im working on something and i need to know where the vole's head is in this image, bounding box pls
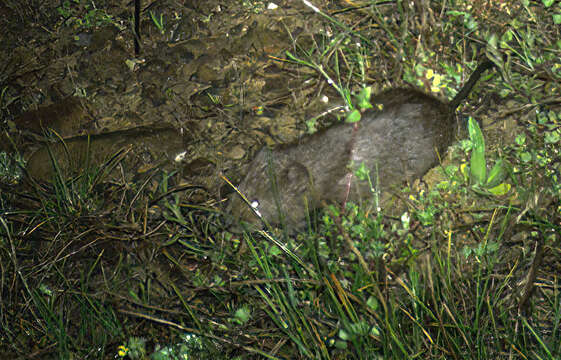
[227,150,315,231]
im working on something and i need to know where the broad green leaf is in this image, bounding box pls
[346,109,362,123]
[488,183,511,196]
[485,159,507,188]
[468,117,486,185]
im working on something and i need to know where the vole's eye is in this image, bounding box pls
[249,200,263,218]
[250,200,260,209]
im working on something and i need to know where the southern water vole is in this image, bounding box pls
[229,61,494,230]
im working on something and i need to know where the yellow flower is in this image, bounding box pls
[426,69,434,79]
[117,345,129,357]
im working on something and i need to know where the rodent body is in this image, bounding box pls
[229,61,494,230]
